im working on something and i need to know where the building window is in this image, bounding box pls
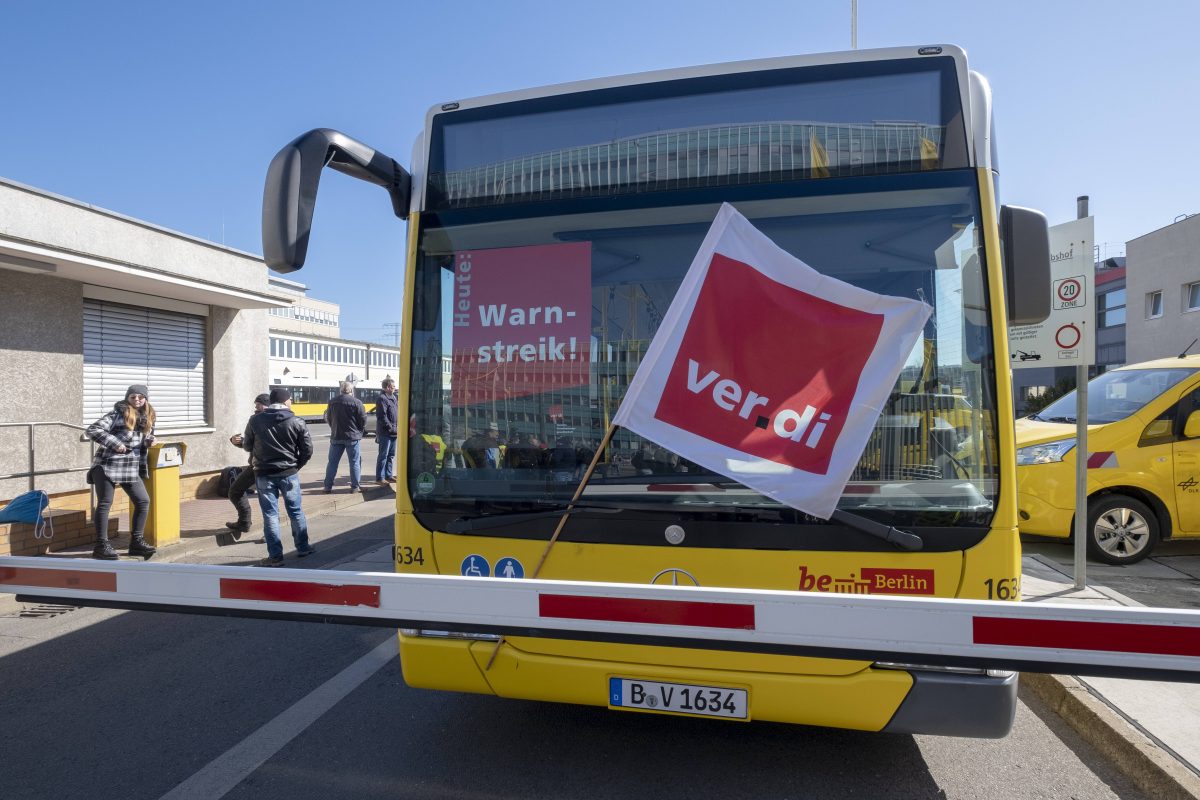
[1147,291,1163,319]
[1188,282,1200,312]
[83,299,207,427]
[1098,288,1126,328]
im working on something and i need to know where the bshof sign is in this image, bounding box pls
[1008,217,1096,369]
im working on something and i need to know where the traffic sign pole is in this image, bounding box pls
[1009,215,1094,586]
[1075,364,1087,589]
[1071,204,1092,590]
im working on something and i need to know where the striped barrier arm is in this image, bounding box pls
[1,555,1198,683]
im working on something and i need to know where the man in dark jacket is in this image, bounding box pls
[323,380,368,493]
[374,378,399,485]
[224,392,270,537]
[243,388,314,567]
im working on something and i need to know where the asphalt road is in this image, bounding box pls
[0,520,1150,800]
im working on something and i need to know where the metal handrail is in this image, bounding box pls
[0,421,95,491]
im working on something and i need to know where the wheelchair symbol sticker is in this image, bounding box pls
[461,555,490,577]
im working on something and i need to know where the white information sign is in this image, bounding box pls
[1008,216,1095,369]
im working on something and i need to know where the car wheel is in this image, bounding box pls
[1085,494,1158,565]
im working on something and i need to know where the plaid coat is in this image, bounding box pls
[87,403,153,484]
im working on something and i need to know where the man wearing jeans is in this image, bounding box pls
[323,380,367,493]
[242,388,314,567]
[374,378,398,484]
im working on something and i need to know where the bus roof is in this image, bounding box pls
[425,45,969,123]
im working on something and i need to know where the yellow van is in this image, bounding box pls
[1014,354,1200,564]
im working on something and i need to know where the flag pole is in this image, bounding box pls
[484,422,620,671]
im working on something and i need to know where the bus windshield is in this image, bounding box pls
[408,169,998,542]
[406,55,997,547]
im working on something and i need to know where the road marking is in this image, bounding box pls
[157,636,395,800]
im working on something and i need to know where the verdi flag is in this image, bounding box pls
[612,204,931,520]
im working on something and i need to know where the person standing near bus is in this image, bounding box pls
[224,393,269,536]
[85,384,157,560]
[243,388,314,566]
[323,380,367,492]
[462,422,504,469]
[374,378,398,484]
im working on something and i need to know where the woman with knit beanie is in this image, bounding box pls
[85,384,158,560]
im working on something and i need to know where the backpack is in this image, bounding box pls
[218,465,243,495]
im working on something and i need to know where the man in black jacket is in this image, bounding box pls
[374,378,398,485]
[323,380,368,493]
[224,392,270,537]
[242,388,315,567]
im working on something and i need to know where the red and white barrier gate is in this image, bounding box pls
[2,555,1199,683]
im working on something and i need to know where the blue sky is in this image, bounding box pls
[3,1,1195,343]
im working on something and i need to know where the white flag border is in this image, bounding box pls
[613,203,932,519]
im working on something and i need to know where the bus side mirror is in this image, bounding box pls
[1000,205,1051,325]
[262,128,411,272]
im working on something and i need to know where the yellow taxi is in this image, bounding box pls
[1015,354,1200,564]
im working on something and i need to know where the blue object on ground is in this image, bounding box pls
[0,490,53,539]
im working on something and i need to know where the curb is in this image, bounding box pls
[1022,672,1200,800]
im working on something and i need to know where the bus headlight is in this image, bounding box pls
[1015,438,1076,465]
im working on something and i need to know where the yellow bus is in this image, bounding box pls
[262,45,1050,736]
[272,383,382,424]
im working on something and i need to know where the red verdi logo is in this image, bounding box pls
[653,253,884,475]
[797,565,935,595]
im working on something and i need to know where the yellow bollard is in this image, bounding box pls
[144,443,187,547]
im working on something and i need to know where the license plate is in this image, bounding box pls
[609,677,748,720]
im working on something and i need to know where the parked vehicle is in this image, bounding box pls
[1015,354,1200,564]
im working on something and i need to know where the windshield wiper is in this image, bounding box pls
[1026,413,1046,421]
[1044,415,1076,423]
[445,501,641,533]
[447,496,797,532]
[830,510,923,551]
[445,500,923,550]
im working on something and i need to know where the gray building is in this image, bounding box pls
[1094,257,1127,369]
[1126,214,1200,363]
[0,177,290,508]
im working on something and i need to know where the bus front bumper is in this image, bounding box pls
[399,634,1017,737]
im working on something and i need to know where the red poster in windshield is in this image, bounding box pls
[450,242,592,408]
